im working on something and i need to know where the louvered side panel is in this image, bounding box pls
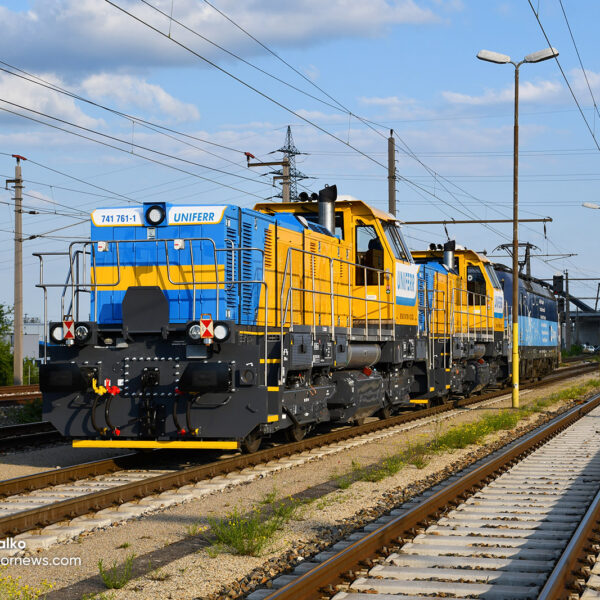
[240,220,254,324]
[225,222,238,321]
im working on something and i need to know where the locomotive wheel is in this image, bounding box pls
[285,424,307,443]
[241,429,262,453]
[377,404,392,420]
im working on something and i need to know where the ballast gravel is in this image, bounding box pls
[1,370,598,600]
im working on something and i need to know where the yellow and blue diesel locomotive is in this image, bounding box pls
[37,186,558,451]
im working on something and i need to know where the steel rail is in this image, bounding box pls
[0,421,61,450]
[538,487,600,599]
[0,384,41,404]
[263,392,600,600]
[0,362,595,536]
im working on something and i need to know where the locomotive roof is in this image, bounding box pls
[412,248,492,264]
[253,199,396,222]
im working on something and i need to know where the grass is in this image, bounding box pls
[81,593,116,600]
[199,492,301,556]
[0,569,53,600]
[98,553,135,589]
[115,542,131,549]
[332,377,600,491]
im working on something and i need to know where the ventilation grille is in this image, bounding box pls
[225,222,237,313]
[240,220,254,323]
[264,229,273,269]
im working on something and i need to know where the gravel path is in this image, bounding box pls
[0,444,130,480]
[2,372,598,600]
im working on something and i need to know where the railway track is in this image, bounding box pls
[252,393,600,600]
[0,421,61,450]
[0,384,41,404]
[0,362,596,547]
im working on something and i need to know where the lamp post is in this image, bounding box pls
[477,47,558,409]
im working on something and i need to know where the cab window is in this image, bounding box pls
[356,223,383,285]
[382,222,409,261]
[484,264,502,289]
[467,265,486,305]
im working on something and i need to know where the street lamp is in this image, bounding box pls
[477,46,558,409]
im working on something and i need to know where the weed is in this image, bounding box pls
[116,542,131,549]
[206,499,300,556]
[81,593,116,600]
[98,553,135,589]
[0,569,53,600]
[259,487,279,505]
[186,522,208,536]
[404,442,429,469]
[335,473,353,489]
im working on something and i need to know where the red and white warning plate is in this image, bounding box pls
[63,318,75,340]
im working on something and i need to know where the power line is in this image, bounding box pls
[198,0,389,141]
[527,0,600,151]
[0,97,272,189]
[557,0,600,121]
[105,1,388,170]
[0,102,269,199]
[0,60,251,158]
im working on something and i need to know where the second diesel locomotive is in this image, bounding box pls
[38,186,559,451]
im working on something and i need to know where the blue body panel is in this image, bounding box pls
[495,269,559,348]
[90,205,273,325]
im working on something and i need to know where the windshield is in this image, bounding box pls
[485,264,502,289]
[383,222,412,262]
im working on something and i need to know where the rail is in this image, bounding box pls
[261,388,600,600]
[2,362,594,538]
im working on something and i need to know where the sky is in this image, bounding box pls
[1,0,599,320]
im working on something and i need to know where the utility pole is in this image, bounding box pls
[5,155,25,385]
[276,158,290,203]
[388,129,396,217]
[565,270,571,351]
[245,154,291,202]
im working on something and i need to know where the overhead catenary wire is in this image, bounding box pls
[557,0,600,122]
[0,103,269,199]
[0,97,274,189]
[527,0,600,151]
[104,1,389,170]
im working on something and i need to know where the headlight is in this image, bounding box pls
[74,323,91,343]
[213,321,230,342]
[145,204,165,226]
[50,324,64,344]
[187,322,202,341]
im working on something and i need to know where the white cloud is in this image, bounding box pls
[442,80,563,105]
[0,71,102,129]
[0,0,442,72]
[80,74,200,123]
[359,95,435,120]
[303,65,320,81]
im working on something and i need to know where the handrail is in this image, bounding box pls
[36,238,269,379]
[279,246,394,384]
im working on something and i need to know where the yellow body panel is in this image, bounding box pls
[93,264,226,291]
[73,440,239,449]
[412,248,505,342]
[256,201,417,331]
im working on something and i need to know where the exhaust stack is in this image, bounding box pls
[443,240,456,270]
[318,185,337,234]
